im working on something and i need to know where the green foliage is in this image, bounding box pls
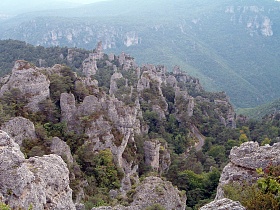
[43,122,67,138]
[0,39,89,77]
[145,203,166,210]
[223,165,280,210]
[162,84,175,103]
[0,202,11,210]
[76,148,123,190]
[49,66,76,104]
[143,110,161,133]
[174,168,220,208]
[0,88,28,121]
[92,59,115,93]
[207,145,226,165]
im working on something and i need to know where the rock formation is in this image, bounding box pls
[1,117,37,146]
[200,198,245,210]
[0,130,75,210]
[51,137,74,165]
[144,140,160,171]
[0,60,50,112]
[216,141,280,199]
[82,41,104,77]
[92,176,186,210]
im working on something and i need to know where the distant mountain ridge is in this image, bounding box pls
[1,0,280,108]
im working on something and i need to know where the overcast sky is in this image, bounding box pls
[0,0,108,16]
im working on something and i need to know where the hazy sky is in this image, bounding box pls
[0,0,108,16]
[63,0,106,3]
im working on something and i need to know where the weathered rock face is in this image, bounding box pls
[130,176,186,210]
[1,117,37,146]
[0,60,50,112]
[216,141,280,200]
[109,72,123,95]
[60,92,77,124]
[118,53,137,71]
[82,41,104,77]
[92,176,186,210]
[174,89,194,122]
[144,140,160,171]
[0,130,75,210]
[200,198,245,210]
[51,137,74,165]
[82,55,98,77]
[214,99,236,128]
[60,88,141,193]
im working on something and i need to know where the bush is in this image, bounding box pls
[145,203,165,210]
[0,202,11,210]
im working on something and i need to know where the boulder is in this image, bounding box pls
[50,137,74,165]
[0,60,50,112]
[200,198,245,210]
[0,130,75,210]
[216,141,280,199]
[1,117,37,146]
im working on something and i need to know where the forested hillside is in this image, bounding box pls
[1,0,280,108]
[0,39,89,76]
[1,42,279,209]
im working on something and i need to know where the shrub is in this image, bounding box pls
[145,203,166,210]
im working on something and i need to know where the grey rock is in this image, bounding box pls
[60,92,77,124]
[118,52,137,71]
[82,42,104,77]
[0,130,75,210]
[130,176,186,210]
[82,55,98,77]
[1,117,37,146]
[230,141,280,169]
[50,137,74,165]
[200,198,245,210]
[144,140,161,171]
[75,203,85,210]
[0,60,50,112]
[166,75,178,87]
[159,145,171,174]
[216,141,280,200]
[92,176,186,210]
[62,89,140,193]
[109,72,123,95]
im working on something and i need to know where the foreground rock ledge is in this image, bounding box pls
[200,198,245,210]
[216,141,280,199]
[0,130,75,210]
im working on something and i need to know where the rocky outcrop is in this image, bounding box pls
[0,60,50,112]
[51,137,74,165]
[0,130,75,210]
[200,198,245,210]
[109,72,123,95]
[82,55,98,77]
[92,176,186,210]
[1,117,37,146]
[144,140,160,171]
[118,53,137,71]
[130,176,186,210]
[216,141,280,200]
[60,92,77,124]
[214,99,236,128]
[82,41,104,77]
[60,88,141,193]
